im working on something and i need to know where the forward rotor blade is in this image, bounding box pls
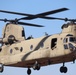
[0,19,6,21]
[0,18,9,22]
[0,18,44,27]
[18,22,44,27]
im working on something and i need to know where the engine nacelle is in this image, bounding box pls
[2,23,25,44]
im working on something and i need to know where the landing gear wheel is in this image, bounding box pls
[60,66,68,73]
[60,66,64,73]
[0,64,4,73]
[27,68,31,75]
[63,67,67,73]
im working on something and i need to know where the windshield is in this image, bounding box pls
[69,37,76,42]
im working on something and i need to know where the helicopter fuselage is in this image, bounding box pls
[0,32,76,68]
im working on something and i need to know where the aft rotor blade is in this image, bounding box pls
[36,8,69,16]
[40,16,67,20]
[18,22,44,27]
[42,16,76,22]
[0,10,32,16]
[0,8,69,20]
[19,8,69,20]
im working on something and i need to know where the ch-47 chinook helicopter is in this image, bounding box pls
[0,7,76,75]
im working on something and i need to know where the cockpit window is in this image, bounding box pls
[63,38,68,43]
[64,44,68,49]
[63,37,76,43]
[69,37,76,42]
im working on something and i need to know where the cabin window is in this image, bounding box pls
[51,38,57,50]
[10,49,13,53]
[41,43,44,48]
[20,47,23,52]
[30,45,33,50]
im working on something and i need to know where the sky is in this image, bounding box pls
[0,0,76,75]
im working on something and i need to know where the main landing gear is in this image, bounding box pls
[60,63,68,73]
[32,61,40,70]
[27,61,41,75]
